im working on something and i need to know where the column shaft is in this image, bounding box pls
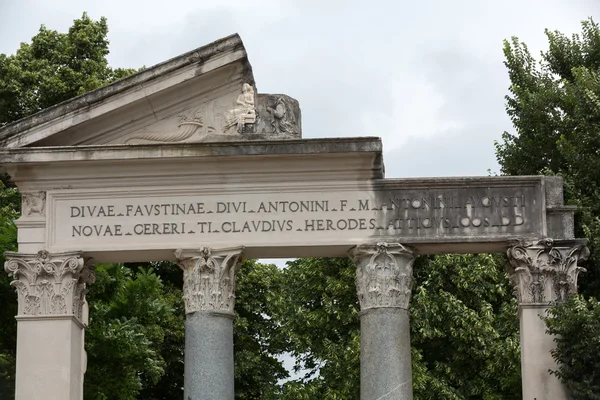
[360,308,412,400]
[15,316,85,399]
[185,312,234,400]
[176,247,243,400]
[519,306,569,399]
[352,243,415,400]
[507,238,588,400]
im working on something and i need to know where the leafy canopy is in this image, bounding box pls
[0,178,19,398]
[275,255,521,400]
[0,12,134,126]
[497,18,600,398]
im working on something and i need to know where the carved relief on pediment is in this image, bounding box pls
[114,84,302,145]
[122,93,238,145]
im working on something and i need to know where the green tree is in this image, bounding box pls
[129,261,186,400]
[233,260,289,399]
[0,177,19,398]
[130,259,288,400]
[497,18,600,296]
[84,265,183,400]
[410,255,520,399]
[0,12,134,126]
[277,257,360,400]
[497,18,600,397]
[545,295,600,399]
[275,255,521,400]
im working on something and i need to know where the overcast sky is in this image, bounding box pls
[1,0,597,378]
[1,1,598,178]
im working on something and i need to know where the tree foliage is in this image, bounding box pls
[0,178,19,399]
[234,260,289,399]
[84,264,183,400]
[0,12,135,126]
[411,254,520,399]
[498,18,600,397]
[277,258,361,400]
[275,255,521,400]
[545,295,600,399]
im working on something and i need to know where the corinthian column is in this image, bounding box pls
[507,238,588,400]
[4,250,94,400]
[350,243,415,400]
[175,246,244,400]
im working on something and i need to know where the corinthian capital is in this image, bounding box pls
[4,251,94,322]
[350,243,415,311]
[175,247,244,315]
[507,239,589,305]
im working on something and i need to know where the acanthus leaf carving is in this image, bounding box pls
[507,238,588,305]
[175,247,244,315]
[350,243,415,310]
[4,251,95,321]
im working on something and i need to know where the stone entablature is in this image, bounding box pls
[175,247,244,315]
[507,238,589,305]
[1,137,570,261]
[4,251,94,321]
[351,243,415,310]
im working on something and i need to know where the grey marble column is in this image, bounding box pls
[175,247,244,400]
[351,243,415,400]
[507,238,588,400]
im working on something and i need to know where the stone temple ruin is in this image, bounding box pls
[0,34,587,399]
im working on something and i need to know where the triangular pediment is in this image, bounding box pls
[0,34,301,148]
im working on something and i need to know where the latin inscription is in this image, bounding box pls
[63,194,530,240]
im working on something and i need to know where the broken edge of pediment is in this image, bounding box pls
[0,33,302,148]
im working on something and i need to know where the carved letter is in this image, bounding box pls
[350,243,415,310]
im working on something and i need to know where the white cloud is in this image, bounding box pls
[360,77,463,150]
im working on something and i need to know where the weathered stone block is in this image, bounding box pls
[254,94,302,138]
